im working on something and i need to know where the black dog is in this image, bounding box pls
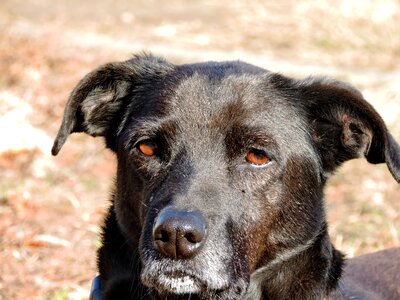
[52,54,400,299]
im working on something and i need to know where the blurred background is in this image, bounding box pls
[0,0,399,299]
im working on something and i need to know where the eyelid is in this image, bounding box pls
[134,136,154,146]
[247,141,276,157]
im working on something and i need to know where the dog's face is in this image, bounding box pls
[123,66,325,297]
[52,55,400,299]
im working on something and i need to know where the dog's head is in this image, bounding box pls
[53,54,400,298]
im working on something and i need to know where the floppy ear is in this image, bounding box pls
[299,78,400,182]
[51,55,172,155]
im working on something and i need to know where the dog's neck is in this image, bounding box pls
[245,226,344,300]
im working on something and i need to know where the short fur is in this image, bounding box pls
[53,54,400,300]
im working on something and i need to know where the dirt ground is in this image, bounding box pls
[1,1,399,299]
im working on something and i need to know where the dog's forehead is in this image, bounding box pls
[165,70,307,147]
[169,72,262,120]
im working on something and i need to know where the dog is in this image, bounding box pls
[52,54,400,299]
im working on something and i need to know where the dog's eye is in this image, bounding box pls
[137,140,158,157]
[245,148,271,166]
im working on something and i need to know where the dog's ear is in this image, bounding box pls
[299,78,400,182]
[52,55,172,155]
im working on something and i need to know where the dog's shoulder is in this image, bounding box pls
[329,248,400,300]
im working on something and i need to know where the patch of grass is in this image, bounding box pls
[46,288,70,300]
[93,235,102,248]
[314,36,339,51]
[43,173,59,186]
[0,195,8,205]
[0,178,25,200]
[82,177,99,192]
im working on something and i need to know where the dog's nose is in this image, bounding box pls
[152,207,207,259]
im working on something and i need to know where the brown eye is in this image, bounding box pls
[137,141,157,157]
[245,148,270,166]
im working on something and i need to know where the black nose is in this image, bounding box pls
[152,207,207,259]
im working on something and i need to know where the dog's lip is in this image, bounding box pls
[146,269,205,294]
[164,270,193,278]
[141,264,230,295]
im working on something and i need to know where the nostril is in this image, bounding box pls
[184,232,202,244]
[154,229,170,243]
[184,232,196,243]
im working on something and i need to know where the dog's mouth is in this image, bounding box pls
[141,260,231,297]
[152,271,204,294]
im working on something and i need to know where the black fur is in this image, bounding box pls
[53,54,400,299]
